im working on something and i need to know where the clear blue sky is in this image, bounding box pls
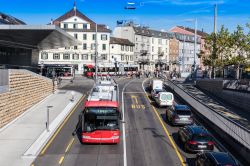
[1,0,250,33]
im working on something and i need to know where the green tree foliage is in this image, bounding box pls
[203,24,250,68]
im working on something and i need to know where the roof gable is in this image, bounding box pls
[62,15,90,24]
[53,9,95,26]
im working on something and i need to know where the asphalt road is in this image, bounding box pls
[32,76,219,166]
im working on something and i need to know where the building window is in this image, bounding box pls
[53,53,60,60]
[121,45,124,51]
[158,47,162,53]
[92,34,96,40]
[63,23,68,29]
[152,55,154,60]
[63,53,70,60]
[83,43,87,50]
[136,37,138,41]
[65,47,70,49]
[125,46,128,52]
[101,54,107,60]
[158,39,162,45]
[83,24,87,29]
[74,33,78,39]
[91,54,95,60]
[41,52,48,60]
[83,34,87,40]
[73,54,79,60]
[73,24,77,29]
[112,45,114,49]
[130,46,133,52]
[74,46,78,50]
[130,55,133,61]
[91,43,95,50]
[101,34,107,40]
[121,55,124,61]
[81,54,88,60]
[102,44,106,50]
[152,38,154,44]
[152,46,154,52]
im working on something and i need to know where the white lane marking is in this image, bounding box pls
[122,79,135,166]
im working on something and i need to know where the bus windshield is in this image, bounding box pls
[84,107,119,132]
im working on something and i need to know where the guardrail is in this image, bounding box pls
[167,80,250,150]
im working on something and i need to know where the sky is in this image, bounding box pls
[1,0,250,33]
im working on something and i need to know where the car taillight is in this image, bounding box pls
[188,141,198,145]
[173,115,179,120]
[208,141,214,146]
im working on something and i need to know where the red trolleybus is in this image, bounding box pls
[83,64,95,77]
[74,78,121,144]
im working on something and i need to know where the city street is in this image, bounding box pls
[31,76,223,166]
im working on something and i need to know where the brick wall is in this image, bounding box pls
[0,70,54,128]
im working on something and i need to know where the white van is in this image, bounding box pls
[155,92,174,107]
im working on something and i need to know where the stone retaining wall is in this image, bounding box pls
[0,70,53,128]
[196,79,250,112]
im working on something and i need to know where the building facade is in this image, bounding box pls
[109,37,134,65]
[113,22,170,71]
[169,36,180,72]
[170,26,202,76]
[39,5,111,74]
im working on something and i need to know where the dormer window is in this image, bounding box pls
[73,24,78,29]
[64,23,68,29]
[83,23,87,29]
[74,18,77,21]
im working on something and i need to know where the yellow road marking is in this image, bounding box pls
[58,156,65,165]
[31,164,34,166]
[145,94,186,166]
[131,95,138,104]
[124,92,145,94]
[65,137,75,153]
[40,94,86,155]
[131,104,135,109]
[141,105,145,109]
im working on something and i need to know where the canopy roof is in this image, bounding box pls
[0,25,81,50]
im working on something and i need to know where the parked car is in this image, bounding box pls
[178,125,214,152]
[155,92,174,107]
[151,89,165,100]
[195,152,239,166]
[166,105,193,125]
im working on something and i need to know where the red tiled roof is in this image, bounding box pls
[110,37,134,46]
[53,8,111,33]
[53,9,94,25]
[177,26,208,37]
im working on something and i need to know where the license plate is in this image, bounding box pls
[198,145,207,148]
[180,118,188,121]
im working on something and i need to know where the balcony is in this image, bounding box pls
[140,50,148,56]
[137,57,150,64]
[158,51,164,57]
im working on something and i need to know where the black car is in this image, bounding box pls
[178,125,214,152]
[195,152,239,166]
[166,105,193,125]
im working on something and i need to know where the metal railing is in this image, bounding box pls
[167,80,250,150]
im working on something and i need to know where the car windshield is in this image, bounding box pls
[193,134,212,141]
[84,107,119,132]
[160,94,172,100]
[176,109,191,115]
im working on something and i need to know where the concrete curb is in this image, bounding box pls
[22,92,83,158]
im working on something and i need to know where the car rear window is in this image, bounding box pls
[160,94,172,100]
[176,109,191,115]
[193,134,212,141]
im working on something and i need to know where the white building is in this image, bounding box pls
[39,5,111,74]
[113,22,170,71]
[109,37,134,65]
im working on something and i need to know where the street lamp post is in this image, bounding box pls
[194,18,197,72]
[95,23,98,82]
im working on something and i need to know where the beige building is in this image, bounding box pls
[39,5,111,74]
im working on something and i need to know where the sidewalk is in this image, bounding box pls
[0,88,83,166]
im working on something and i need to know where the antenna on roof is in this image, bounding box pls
[74,0,77,16]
